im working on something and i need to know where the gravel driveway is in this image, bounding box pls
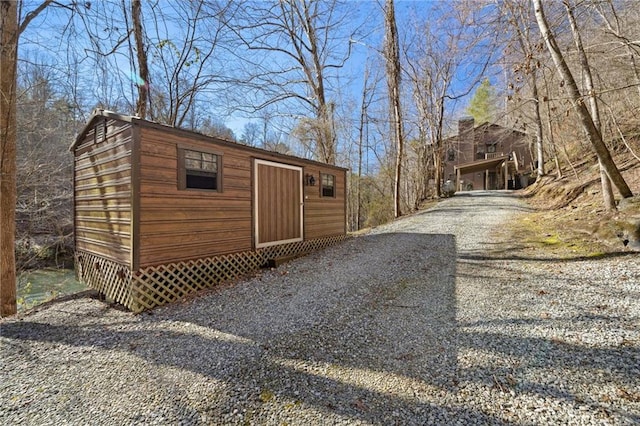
[1,190,639,425]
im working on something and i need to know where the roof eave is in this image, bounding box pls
[69,109,135,152]
[68,110,349,172]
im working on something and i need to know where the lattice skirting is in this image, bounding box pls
[76,234,347,312]
[75,252,133,308]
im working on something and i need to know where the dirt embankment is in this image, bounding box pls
[511,153,640,256]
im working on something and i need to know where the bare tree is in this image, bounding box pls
[383,0,404,218]
[404,17,449,200]
[1,0,54,317]
[71,0,136,111]
[533,0,633,202]
[198,116,236,140]
[226,0,357,164]
[589,1,640,161]
[405,1,495,198]
[131,0,150,119]
[147,1,232,127]
[355,60,379,229]
[0,0,19,317]
[407,34,453,200]
[240,122,260,146]
[563,0,615,210]
[592,0,640,102]
[501,0,545,178]
[15,62,77,271]
[72,0,232,127]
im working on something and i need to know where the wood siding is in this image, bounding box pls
[137,126,253,267]
[303,167,347,240]
[74,114,346,269]
[73,119,133,266]
[136,125,346,267]
[444,121,530,190]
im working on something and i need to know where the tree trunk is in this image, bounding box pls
[0,0,18,317]
[1,0,53,316]
[531,71,545,178]
[132,0,150,119]
[533,0,633,200]
[356,69,368,231]
[564,0,616,210]
[544,97,562,179]
[432,99,445,197]
[502,0,545,178]
[317,102,335,165]
[384,0,404,218]
[302,0,334,165]
[433,148,442,197]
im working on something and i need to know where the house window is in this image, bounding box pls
[447,148,455,162]
[321,173,335,197]
[178,148,221,191]
[486,144,496,153]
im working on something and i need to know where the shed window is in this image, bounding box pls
[321,173,335,197]
[179,148,221,191]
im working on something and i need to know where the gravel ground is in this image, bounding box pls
[1,190,639,425]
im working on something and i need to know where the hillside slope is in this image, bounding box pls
[511,152,640,255]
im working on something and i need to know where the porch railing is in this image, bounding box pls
[485,152,504,159]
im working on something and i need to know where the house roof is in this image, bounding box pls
[453,155,509,175]
[70,109,348,171]
[443,121,527,144]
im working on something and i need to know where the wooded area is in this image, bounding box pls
[2,0,639,316]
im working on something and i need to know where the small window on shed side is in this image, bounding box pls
[178,147,222,191]
[321,173,335,197]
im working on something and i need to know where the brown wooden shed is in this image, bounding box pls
[70,109,347,312]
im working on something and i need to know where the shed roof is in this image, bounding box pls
[70,109,348,171]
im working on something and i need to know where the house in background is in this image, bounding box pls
[70,109,347,312]
[444,117,533,191]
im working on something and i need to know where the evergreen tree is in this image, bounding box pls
[466,78,497,124]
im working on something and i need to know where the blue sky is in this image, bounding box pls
[18,0,494,154]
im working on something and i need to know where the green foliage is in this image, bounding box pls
[466,78,498,124]
[158,39,201,67]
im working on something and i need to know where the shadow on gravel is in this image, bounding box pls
[455,325,640,423]
[455,246,640,423]
[458,245,638,263]
[454,190,516,198]
[0,232,513,425]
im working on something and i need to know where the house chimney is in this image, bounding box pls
[458,116,474,136]
[457,117,475,163]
